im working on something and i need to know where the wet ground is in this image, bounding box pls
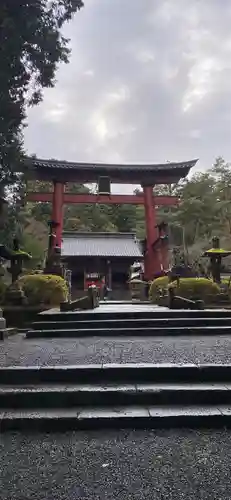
[1,333,231,366]
[1,429,231,499]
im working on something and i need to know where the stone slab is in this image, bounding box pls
[1,405,231,431]
[31,316,231,330]
[2,363,231,385]
[26,325,231,340]
[148,405,222,416]
[0,328,18,341]
[38,304,231,326]
[1,382,231,410]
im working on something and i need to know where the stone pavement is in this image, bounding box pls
[2,333,231,367]
[1,302,231,367]
[2,429,231,499]
[1,302,231,498]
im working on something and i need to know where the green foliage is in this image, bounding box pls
[168,278,220,303]
[0,195,25,246]
[149,276,220,304]
[109,204,137,232]
[18,274,68,305]
[0,0,83,185]
[20,233,45,269]
[149,276,169,302]
[146,157,231,256]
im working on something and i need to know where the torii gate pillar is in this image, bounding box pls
[51,181,65,248]
[143,185,160,280]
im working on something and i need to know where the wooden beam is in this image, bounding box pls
[27,192,179,206]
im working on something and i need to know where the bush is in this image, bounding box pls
[149,276,220,304]
[169,278,220,303]
[18,274,68,306]
[22,269,43,275]
[149,276,169,303]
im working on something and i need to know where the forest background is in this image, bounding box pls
[1,156,231,270]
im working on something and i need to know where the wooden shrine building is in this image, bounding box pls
[22,157,198,280]
[61,231,143,298]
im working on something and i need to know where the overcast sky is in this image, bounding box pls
[25,0,231,192]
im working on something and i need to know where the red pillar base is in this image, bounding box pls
[144,249,161,281]
[51,181,65,248]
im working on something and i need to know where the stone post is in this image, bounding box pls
[0,190,7,332]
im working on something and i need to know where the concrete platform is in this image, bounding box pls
[40,302,230,316]
[40,302,162,315]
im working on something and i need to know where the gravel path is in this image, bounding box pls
[1,334,231,366]
[1,429,231,499]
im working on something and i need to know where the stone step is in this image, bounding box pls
[38,309,231,322]
[31,317,231,330]
[0,328,17,341]
[26,325,231,339]
[0,383,231,408]
[2,363,231,384]
[1,405,231,431]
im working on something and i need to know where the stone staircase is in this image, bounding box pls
[1,363,231,430]
[1,306,231,431]
[26,308,231,338]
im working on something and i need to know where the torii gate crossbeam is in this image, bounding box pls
[27,192,179,206]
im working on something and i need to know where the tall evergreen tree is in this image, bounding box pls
[0,0,83,185]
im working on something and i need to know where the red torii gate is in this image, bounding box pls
[22,157,198,280]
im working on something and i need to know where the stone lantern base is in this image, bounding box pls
[0,307,6,332]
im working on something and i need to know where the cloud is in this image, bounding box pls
[25,0,231,193]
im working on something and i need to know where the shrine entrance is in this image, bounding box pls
[22,157,197,281]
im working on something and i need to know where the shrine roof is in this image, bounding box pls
[22,157,198,178]
[61,232,143,259]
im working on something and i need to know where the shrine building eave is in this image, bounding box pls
[21,157,198,184]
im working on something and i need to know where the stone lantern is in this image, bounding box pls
[203,236,231,283]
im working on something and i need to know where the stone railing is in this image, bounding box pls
[60,285,100,312]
